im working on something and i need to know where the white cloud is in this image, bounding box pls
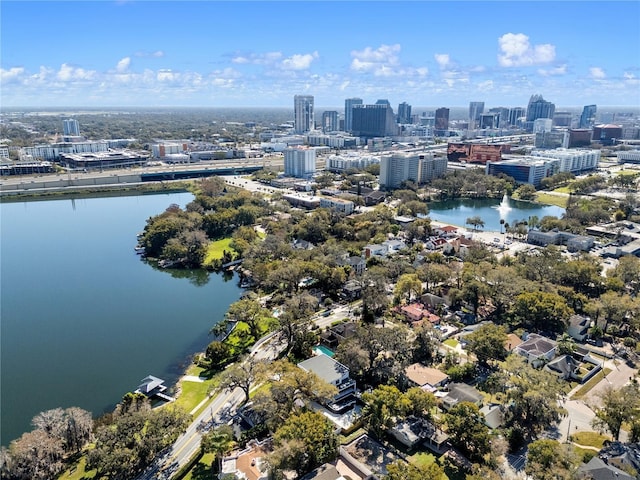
[152,51,164,58]
[232,51,283,66]
[56,63,96,81]
[339,81,350,91]
[538,64,567,76]
[498,33,555,67]
[116,57,131,73]
[350,44,428,78]
[281,51,318,70]
[1,67,25,82]
[589,67,606,79]
[434,53,450,68]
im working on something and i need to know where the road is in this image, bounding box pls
[137,331,284,480]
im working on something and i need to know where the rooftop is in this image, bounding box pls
[298,354,350,385]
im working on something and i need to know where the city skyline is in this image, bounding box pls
[1,1,639,108]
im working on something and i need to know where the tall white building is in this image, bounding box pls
[530,148,599,173]
[284,146,316,178]
[63,118,80,136]
[379,153,447,189]
[294,95,314,134]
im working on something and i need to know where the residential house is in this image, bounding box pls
[221,439,272,480]
[383,239,407,253]
[341,280,363,300]
[434,225,459,237]
[576,456,635,480]
[545,353,603,383]
[363,190,386,206]
[441,383,484,411]
[320,322,357,350]
[292,238,315,250]
[597,442,640,475]
[514,333,557,366]
[298,354,357,412]
[443,236,475,258]
[504,333,523,353]
[394,216,415,228]
[339,256,366,276]
[480,404,504,430]
[363,243,388,258]
[404,363,449,390]
[401,303,428,323]
[424,237,448,251]
[568,314,590,342]
[389,417,449,453]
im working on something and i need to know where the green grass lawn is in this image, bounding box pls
[408,451,437,467]
[444,338,459,348]
[204,237,236,264]
[535,192,569,208]
[571,368,613,400]
[181,453,215,480]
[553,186,573,194]
[572,431,610,448]
[58,455,97,480]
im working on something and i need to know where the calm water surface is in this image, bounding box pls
[427,196,565,232]
[0,192,242,446]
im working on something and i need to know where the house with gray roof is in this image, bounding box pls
[514,333,557,366]
[576,456,635,480]
[298,354,356,412]
[441,383,484,411]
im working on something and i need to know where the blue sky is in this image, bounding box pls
[2,1,639,108]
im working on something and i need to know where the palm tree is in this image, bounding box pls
[500,218,505,234]
[201,424,236,474]
[557,333,577,355]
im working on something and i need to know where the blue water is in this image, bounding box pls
[0,192,242,446]
[427,196,565,232]
[313,345,335,358]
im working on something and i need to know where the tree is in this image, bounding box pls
[4,429,65,480]
[488,355,567,436]
[465,216,485,231]
[465,323,508,367]
[205,340,234,368]
[251,360,337,430]
[511,290,573,333]
[592,383,640,441]
[525,439,577,480]
[515,183,537,201]
[88,405,189,479]
[384,459,447,480]
[556,333,577,355]
[225,296,269,340]
[270,411,338,477]
[444,402,491,462]
[394,273,422,303]
[404,387,436,420]
[201,425,236,473]
[361,385,410,438]
[219,358,264,405]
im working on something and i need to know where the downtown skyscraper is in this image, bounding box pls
[344,97,363,133]
[294,95,314,134]
[468,102,484,129]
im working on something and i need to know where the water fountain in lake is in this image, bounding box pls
[495,194,512,219]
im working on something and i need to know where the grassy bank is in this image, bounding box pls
[534,192,569,208]
[0,181,193,203]
[203,238,236,265]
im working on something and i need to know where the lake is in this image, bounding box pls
[0,192,243,446]
[427,196,565,232]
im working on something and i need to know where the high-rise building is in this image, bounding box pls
[508,107,526,127]
[526,95,555,127]
[294,95,314,134]
[284,146,316,178]
[579,105,597,129]
[480,113,500,129]
[351,103,398,138]
[488,107,509,128]
[375,99,391,106]
[379,153,447,189]
[344,98,363,133]
[321,111,338,133]
[434,108,449,134]
[397,102,412,124]
[468,102,484,129]
[553,111,573,127]
[63,119,80,136]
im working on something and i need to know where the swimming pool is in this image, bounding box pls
[313,345,336,357]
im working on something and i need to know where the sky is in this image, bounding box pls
[1,1,639,109]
